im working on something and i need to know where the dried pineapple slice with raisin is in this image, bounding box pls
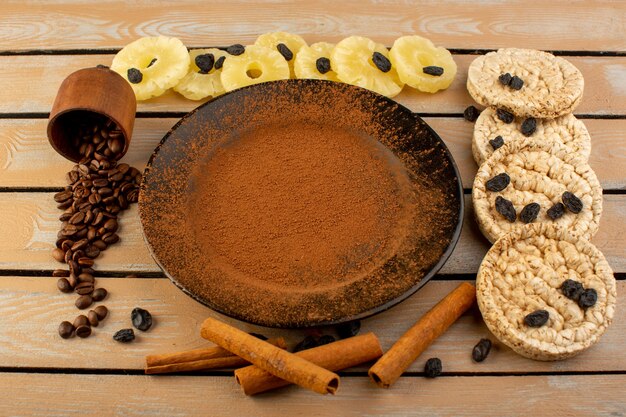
[331,36,404,98]
[220,45,290,91]
[255,32,307,78]
[174,48,228,100]
[389,35,457,93]
[294,42,339,82]
[111,36,189,100]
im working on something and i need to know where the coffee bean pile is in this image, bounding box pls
[52,115,141,339]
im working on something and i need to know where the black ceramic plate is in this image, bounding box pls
[139,80,463,328]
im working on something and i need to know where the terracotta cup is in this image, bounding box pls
[47,66,136,162]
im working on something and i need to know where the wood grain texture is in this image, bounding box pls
[1,118,625,190]
[0,193,623,274]
[1,373,625,416]
[0,278,624,374]
[1,54,625,115]
[1,1,625,52]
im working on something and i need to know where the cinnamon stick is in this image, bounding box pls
[146,355,249,374]
[235,332,382,395]
[368,282,476,388]
[201,317,340,395]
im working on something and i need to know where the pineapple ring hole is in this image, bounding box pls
[245,63,263,79]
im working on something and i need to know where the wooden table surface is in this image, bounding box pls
[1,1,625,416]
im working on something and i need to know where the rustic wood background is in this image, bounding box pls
[0,1,624,415]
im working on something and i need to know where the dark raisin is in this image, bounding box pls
[424,358,442,378]
[495,196,516,222]
[496,108,515,124]
[131,307,152,331]
[524,310,549,327]
[372,52,391,73]
[472,338,492,362]
[520,118,537,136]
[214,56,226,70]
[578,288,597,309]
[336,320,361,339]
[147,58,157,68]
[127,68,143,84]
[509,76,524,90]
[293,335,318,352]
[113,328,135,343]
[560,279,584,301]
[226,44,245,56]
[195,53,215,74]
[486,173,511,192]
[489,135,505,150]
[276,43,293,61]
[519,202,540,223]
[547,202,566,220]
[423,66,444,76]
[315,57,331,74]
[318,335,336,346]
[249,332,268,340]
[463,105,480,122]
[562,191,583,214]
[498,73,512,86]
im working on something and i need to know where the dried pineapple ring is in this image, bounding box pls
[331,36,404,98]
[111,36,189,101]
[220,45,290,92]
[174,48,228,100]
[294,42,340,82]
[389,35,456,93]
[255,32,307,78]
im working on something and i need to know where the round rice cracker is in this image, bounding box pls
[476,223,616,360]
[472,138,602,244]
[467,48,584,118]
[472,107,591,166]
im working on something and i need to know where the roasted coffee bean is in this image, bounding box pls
[424,358,442,378]
[337,320,361,339]
[315,57,331,74]
[93,212,105,226]
[92,288,108,302]
[61,240,74,252]
[57,278,73,293]
[92,240,107,251]
[52,248,66,263]
[496,108,515,124]
[53,268,70,278]
[94,305,108,320]
[560,279,584,301]
[88,193,101,205]
[97,187,113,196]
[486,173,510,192]
[293,335,319,352]
[509,75,524,90]
[524,310,549,327]
[372,52,392,72]
[57,199,73,210]
[102,233,119,244]
[195,53,215,73]
[113,328,135,343]
[69,212,85,225]
[495,196,516,222]
[92,178,109,188]
[75,282,94,295]
[54,190,73,203]
[519,202,540,223]
[127,68,143,83]
[422,65,444,76]
[547,202,565,220]
[318,335,336,346]
[520,118,537,136]
[75,294,93,310]
[87,226,97,241]
[68,260,80,274]
[226,44,245,56]
[463,105,480,122]
[498,73,512,86]
[578,288,598,309]
[78,257,94,267]
[104,218,118,232]
[276,43,294,61]
[489,135,504,150]
[88,310,99,327]
[68,273,79,288]
[73,314,89,328]
[131,307,153,331]
[71,238,89,252]
[214,55,226,70]
[76,325,92,338]
[78,273,94,283]
[562,191,583,213]
[85,245,101,258]
[58,321,75,339]
[472,338,492,362]
[81,267,95,275]
[109,171,124,182]
[67,171,79,184]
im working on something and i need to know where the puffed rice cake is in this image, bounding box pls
[467,48,584,118]
[476,223,616,360]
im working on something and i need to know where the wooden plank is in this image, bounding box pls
[1,278,625,374]
[1,54,625,115]
[1,1,625,52]
[0,193,624,274]
[1,373,625,416]
[1,118,625,190]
